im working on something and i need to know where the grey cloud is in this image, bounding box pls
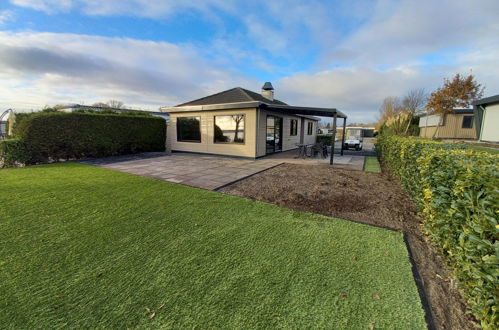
[0,45,199,99]
[0,32,249,109]
[325,0,499,67]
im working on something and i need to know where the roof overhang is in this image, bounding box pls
[161,101,347,119]
[160,101,261,113]
[472,95,499,107]
[262,104,347,119]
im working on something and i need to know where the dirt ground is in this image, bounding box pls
[220,163,476,330]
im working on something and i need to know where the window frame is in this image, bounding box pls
[213,114,246,144]
[307,121,313,135]
[176,116,201,143]
[290,119,298,136]
[461,115,473,129]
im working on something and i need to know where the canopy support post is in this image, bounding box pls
[330,112,337,165]
[340,117,346,156]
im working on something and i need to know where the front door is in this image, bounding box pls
[266,115,283,154]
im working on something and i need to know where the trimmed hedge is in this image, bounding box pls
[377,136,498,329]
[317,134,335,146]
[0,139,30,168]
[13,112,166,164]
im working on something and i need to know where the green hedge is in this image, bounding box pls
[377,136,498,329]
[13,112,166,164]
[0,139,30,168]
[317,134,335,146]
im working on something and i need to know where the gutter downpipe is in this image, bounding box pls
[478,105,486,141]
[256,105,260,157]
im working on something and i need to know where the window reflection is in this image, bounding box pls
[214,115,245,143]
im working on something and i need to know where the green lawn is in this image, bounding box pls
[364,156,382,173]
[0,163,426,329]
[466,145,499,154]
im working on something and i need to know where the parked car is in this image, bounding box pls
[344,136,363,151]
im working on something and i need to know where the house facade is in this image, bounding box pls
[418,109,476,139]
[473,94,499,143]
[161,83,345,158]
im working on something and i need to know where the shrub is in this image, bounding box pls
[317,134,334,146]
[377,136,498,329]
[14,112,166,164]
[0,139,30,168]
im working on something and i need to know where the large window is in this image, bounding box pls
[462,115,473,129]
[214,115,245,143]
[177,116,201,142]
[307,121,313,135]
[290,119,298,136]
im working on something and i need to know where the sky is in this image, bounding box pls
[0,0,498,122]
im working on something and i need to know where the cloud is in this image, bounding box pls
[4,0,499,122]
[10,0,73,13]
[0,31,253,110]
[272,0,499,122]
[276,51,499,124]
[324,0,499,67]
[0,10,15,25]
[9,0,232,17]
[275,66,425,123]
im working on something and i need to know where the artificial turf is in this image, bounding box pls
[364,156,382,173]
[0,162,426,329]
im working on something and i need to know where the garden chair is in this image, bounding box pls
[311,142,327,159]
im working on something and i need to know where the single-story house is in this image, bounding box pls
[345,127,375,138]
[472,94,499,143]
[160,82,347,159]
[418,108,476,139]
[318,128,334,134]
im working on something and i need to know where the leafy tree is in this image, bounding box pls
[426,73,484,138]
[426,73,484,114]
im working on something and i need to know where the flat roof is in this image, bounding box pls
[345,127,375,130]
[263,104,347,119]
[417,108,474,116]
[161,101,347,119]
[472,94,499,107]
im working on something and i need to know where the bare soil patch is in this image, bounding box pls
[220,163,475,330]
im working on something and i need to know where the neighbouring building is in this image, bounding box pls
[0,109,13,139]
[0,120,7,139]
[160,82,346,158]
[418,109,476,139]
[345,127,375,138]
[473,94,499,143]
[318,128,334,134]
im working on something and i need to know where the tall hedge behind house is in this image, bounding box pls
[316,134,334,146]
[376,136,498,329]
[14,112,166,164]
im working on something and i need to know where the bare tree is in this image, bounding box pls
[107,100,125,109]
[231,115,244,142]
[92,102,110,108]
[401,88,427,135]
[377,97,402,124]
